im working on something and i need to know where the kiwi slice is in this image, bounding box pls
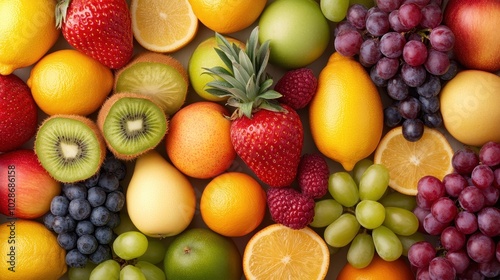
[34,115,106,183]
[97,93,167,160]
[114,52,189,116]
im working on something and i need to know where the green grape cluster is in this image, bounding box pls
[68,231,168,280]
[310,159,424,269]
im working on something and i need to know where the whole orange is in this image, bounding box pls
[165,101,236,179]
[200,172,266,237]
[337,254,414,280]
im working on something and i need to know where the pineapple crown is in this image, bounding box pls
[203,27,285,120]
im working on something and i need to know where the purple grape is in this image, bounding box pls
[408,241,436,268]
[431,197,457,223]
[416,267,431,280]
[481,186,499,206]
[375,56,399,80]
[404,0,431,7]
[423,212,449,235]
[479,141,500,167]
[347,4,368,29]
[401,63,427,87]
[455,211,478,235]
[446,250,470,274]
[471,164,494,189]
[380,32,406,58]
[419,96,439,114]
[443,173,468,197]
[440,226,466,252]
[457,262,483,280]
[369,65,388,87]
[416,192,433,210]
[422,112,442,128]
[467,232,495,264]
[388,10,408,32]
[452,149,480,175]
[428,257,456,280]
[376,0,403,12]
[334,21,356,37]
[425,48,450,75]
[399,3,423,29]
[414,205,431,231]
[459,186,485,213]
[439,59,459,81]
[497,242,500,263]
[366,11,390,37]
[402,118,424,141]
[478,258,500,278]
[430,25,455,52]
[334,30,364,57]
[398,96,421,119]
[420,3,443,29]
[417,75,441,98]
[417,175,446,203]
[403,40,428,66]
[477,207,500,237]
[359,38,382,67]
[387,75,409,100]
[384,105,403,127]
[494,168,500,189]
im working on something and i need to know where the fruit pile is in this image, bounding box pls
[333,0,458,141]
[44,154,127,268]
[409,141,500,279]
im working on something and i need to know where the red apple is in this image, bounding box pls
[0,74,38,152]
[443,0,500,72]
[0,149,61,219]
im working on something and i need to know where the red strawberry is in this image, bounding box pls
[275,68,318,110]
[56,0,133,69]
[297,153,330,199]
[267,187,315,229]
[0,74,38,152]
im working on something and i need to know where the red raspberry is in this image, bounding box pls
[297,153,329,199]
[275,68,318,110]
[267,187,315,229]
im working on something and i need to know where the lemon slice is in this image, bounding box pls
[374,126,454,196]
[243,224,330,280]
[131,0,198,53]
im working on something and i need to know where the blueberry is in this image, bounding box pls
[105,191,125,212]
[62,183,87,200]
[65,249,88,268]
[98,173,119,192]
[68,198,92,221]
[83,172,100,188]
[94,226,114,245]
[50,195,70,216]
[52,215,76,234]
[75,220,95,236]
[89,245,111,264]
[90,206,111,226]
[77,234,98,255]
[87,187,107,207]
[43,213,56,230]
[57,232,77,250]
[106,212,121,229]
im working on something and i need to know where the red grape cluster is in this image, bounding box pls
[409,142,500,280]
[333,0,458,141]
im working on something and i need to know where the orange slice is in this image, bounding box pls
[374,126,454,196]
[131,0,198,53]
[243,224,330,280]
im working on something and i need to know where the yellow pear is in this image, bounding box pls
[126,150,196,238]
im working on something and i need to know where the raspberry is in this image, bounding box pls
[297,153,329,199]
[267,187,315,229]
[274,68,318,110]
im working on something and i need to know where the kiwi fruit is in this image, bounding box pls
[34,115,106,183]
[97,92,167,160]
[114,51,189,116]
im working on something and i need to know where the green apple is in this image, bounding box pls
[258,0,331,69]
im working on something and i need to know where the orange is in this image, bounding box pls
[188,0,267,34]
[0,219,67,280]
[337,254,414,280]
[374,126,454,196]
[200,172,266,237]
[243,224,330,279]
[165,101,236,179]
[131,0,198,53]
[309,52,384,171]
[27,49,113,116]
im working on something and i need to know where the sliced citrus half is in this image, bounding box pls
[243,224,330,280]
[374,126,454,196]
[131,0,198,53]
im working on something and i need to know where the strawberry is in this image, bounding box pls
[0,74,38,152]
[204,28,304,187]
[275,68,318,110]
[56,0,133,69]
[297,153,329,199]
[267,187,315,229]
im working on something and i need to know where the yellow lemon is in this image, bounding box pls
[0,0,60,75]
[309,52,384,171]
[440,70,500,147]
[27,49,113,116]
[0,219,67,280]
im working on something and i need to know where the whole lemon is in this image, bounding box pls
[0,0,60,75]
[0,219,67,280]
[440,70,500,146]
[27,49,113,116]
[309,52,383,171]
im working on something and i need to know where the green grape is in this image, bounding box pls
[347,233,375,269]
[309,199,344,228]
[383,207,419,236]
[69,262,97,280]
[113,231,149,260]
[372,225,403,262]
[378,191,417,211]
[355,200,385,229]
[320,0,350,22]
[136,261,166,280]
[349,0,375,8]
[358,164,389,201]
[397,231,425,256]
[351,158,373,185]
[90,259,120,280]
[137,238,168,264]
[324,213,360,248]
[328,172,359,207]
[120,264,147,280]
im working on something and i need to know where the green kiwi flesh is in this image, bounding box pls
[34,115,105,183]
[98,93,167,160]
